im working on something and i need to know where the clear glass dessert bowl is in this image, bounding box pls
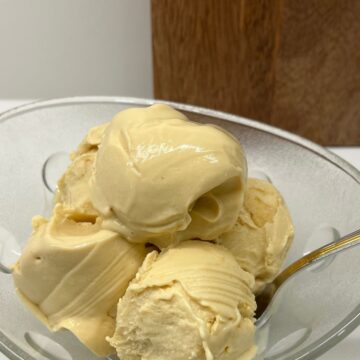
[0,97,359,360]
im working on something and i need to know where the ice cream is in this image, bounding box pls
[12,205,147,356]
[108,241,257,360]
[55,122,109,219]
[219,178,294,293]
[89,104,247,248]
[55,152,98,219]
[12,104,294,360]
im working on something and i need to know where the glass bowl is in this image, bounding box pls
[0,97,359,360]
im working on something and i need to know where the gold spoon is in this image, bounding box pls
[255,228,360,323]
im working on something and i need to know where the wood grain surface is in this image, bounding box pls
[152,0,360,145]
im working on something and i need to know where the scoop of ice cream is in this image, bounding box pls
[219,178,294,293]
[55,152,98,218]
[12,205,147,356]
[90,104,247,247]
[108,241,257,360]
[55,123,109,219]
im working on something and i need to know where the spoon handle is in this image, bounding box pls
[274,228,360,290]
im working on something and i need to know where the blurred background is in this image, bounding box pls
[0,1,359,359]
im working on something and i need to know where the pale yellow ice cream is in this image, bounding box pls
[108,241,257,360]
[55,152,98,218]
[55,122,109,219]
[219,178,294,293]
[12,205,147,356]
[89,104,247,248]
[12,105,295,360]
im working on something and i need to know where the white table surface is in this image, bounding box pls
[0,100,359,360]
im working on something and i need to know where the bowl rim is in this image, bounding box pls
[1,96,359,186]
[1,96,359,360]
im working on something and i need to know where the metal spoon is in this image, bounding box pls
[255,228,360,324]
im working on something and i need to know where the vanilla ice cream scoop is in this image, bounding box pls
[55,152,98,218]
[55,122,109,219]
[108,241,257,360]
[219,178,294,293]
[12,205,147,356]
[90,104,247,247]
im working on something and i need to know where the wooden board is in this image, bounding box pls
[152,0,360,145]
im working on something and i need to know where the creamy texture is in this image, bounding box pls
[90,104,247,248]
[13,105,295,360]
[219,178,294,293]
[12,205,147,356]
[55,152,98,218]
[109,241,257,360]
[55,122,109,219]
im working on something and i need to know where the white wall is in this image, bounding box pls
[0,0,153,99]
